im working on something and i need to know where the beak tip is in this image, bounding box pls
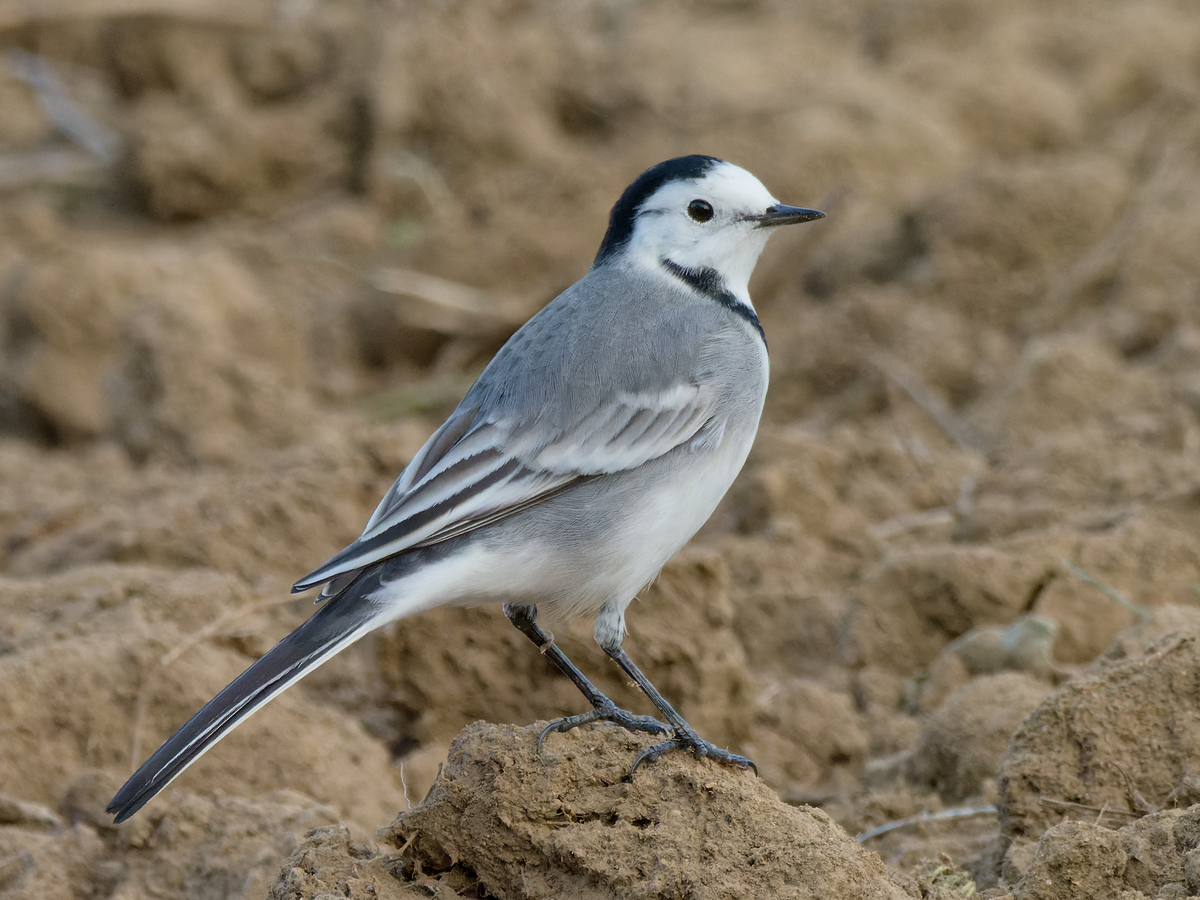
[758,204,825,227]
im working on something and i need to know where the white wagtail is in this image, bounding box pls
[107,156,823,822]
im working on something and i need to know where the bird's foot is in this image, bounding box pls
[627,725,757,779]
[537,699,668,750]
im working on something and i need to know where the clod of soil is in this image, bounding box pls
[337,721,908,899]
[907,672,1051,803]
[1010,805,1200,900]
[999,632,1200,882]
[0,790,346,900]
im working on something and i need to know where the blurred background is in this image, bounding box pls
[2,0,1200,895]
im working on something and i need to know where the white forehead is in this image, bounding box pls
[640,161,778,215]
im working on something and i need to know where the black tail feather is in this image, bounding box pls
[107,579,378,823]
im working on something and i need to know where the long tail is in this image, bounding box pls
[107,571,380,823]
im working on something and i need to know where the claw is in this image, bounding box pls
[626,732,757,780]
[536,700,668,753]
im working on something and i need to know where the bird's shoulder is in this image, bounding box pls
[466,262,755,420]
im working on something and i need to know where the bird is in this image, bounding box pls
[107,155,824,823]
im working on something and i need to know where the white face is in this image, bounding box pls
[624,161,781,303]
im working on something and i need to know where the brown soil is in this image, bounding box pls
[381,722,907,900]
[2,1,1200,898]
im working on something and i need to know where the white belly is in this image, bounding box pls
[370,415,755,632]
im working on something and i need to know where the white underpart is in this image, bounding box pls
[361,411,756,651]
[623,161,780,309]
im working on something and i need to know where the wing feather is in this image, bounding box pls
[292,384,717,593]
[359,404,479,537]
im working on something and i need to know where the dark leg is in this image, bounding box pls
[604,643,756,778]
[503,604,667,746]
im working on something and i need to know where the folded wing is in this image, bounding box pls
[292,384,717,593]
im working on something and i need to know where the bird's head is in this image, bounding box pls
[593,155,823,304]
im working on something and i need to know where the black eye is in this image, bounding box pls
[687,199,714,222]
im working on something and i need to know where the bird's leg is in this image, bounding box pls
[601,641,757,778]
[502,604,668,747]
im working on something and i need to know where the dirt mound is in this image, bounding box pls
[0,565,402,826]
[268,824,425,900]
[907,672,1051,804]
[1008,806,1200,900]
[0,788,348,900]
[998,632,1200,882]
[307,721,908,900]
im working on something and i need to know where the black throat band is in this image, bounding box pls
[661,259,765,345]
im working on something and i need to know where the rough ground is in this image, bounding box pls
[2,0,1200,897]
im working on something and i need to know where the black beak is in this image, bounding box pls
[752,204,825,227]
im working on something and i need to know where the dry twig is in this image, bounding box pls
[870,507,954,539]
[127,594,299,773]
[1039,796,1139,823]
[856,805,997,843]
[1059,557,1152,622]
[872,353,986,453]
[4,49,118,161]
